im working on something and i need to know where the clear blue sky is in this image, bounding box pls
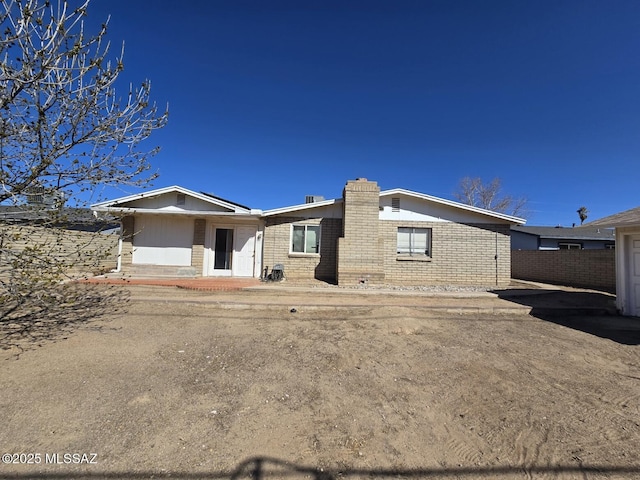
[86,0,639,225]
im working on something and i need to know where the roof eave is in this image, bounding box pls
[90,186,252,214]
[380,188,526,224]
[92,207,261,218]
[262,198,341,217]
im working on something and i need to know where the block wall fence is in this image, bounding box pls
[511,249,615,292]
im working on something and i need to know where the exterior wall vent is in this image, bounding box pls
[305,195,325,204]
[391,197,400,212]
[176,193,186,206]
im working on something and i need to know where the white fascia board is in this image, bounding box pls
[380,188,526,225]
[92,207,260,218]
[91,185,251,213]
[262,198,341,217]
[91,185,186,208]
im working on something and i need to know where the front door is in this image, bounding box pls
[212,227,233,276]
[630,236,640,316]
[233,226,256,277]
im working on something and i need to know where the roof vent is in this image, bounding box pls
[25,185,66,208]
[305,195,325,204]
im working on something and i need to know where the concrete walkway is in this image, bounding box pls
[84,276,619,316]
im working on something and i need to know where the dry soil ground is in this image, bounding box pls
[1,284,639,480]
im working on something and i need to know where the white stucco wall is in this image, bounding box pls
[132,215,194,266]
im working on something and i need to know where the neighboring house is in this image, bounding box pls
[91,178,525,286]
[588,206,640,317]
[0,205,118,232]
[511,225,615,250]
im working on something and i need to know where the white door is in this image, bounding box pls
[233,226,256,277]
[630,236,640,317]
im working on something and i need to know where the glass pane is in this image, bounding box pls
[292,226,304,253]
[306,226,320,253]
[397,228,412,254]
[214,228,233,269]
[413,229,428,254]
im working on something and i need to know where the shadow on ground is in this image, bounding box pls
[494,288,640,345]
[2,456,640,479]
[0,283,129,353]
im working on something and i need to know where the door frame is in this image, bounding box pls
[616,229,640,316]
[205,223,260,277]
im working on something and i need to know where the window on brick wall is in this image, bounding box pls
[558,242,581,250]
[397,227,431,257]
[291,225,320,254]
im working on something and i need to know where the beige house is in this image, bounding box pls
[588,206,640,316]
[92,178,525,286]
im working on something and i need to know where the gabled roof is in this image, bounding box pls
[380,188,526,224]
[586,206,640,228]
[511,225,615,241]
[262,187,525,224]
[262,198,342,216]
[91,186,257,215]
[200,191,250,211]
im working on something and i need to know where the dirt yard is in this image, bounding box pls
[1,285,639,479]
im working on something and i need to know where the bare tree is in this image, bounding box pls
[454,177,527,217]
[0,0,167,203]
[577,206,588,225]
[0,0,167,342]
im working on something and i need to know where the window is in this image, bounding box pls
[397,227,431,256]
[291,225,320,254]
[558,243,581,250]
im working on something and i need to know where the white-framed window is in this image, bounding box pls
[397,227,431,257]
[558,243,581,250]
[291,225,320,254]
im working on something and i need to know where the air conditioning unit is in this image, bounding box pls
[305,195,325,204]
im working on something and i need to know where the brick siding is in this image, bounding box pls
[191,218,206,274]
[337,179,385,285]
[511,249,615,292]
[263,216,342,282]
[119,215,135,274]
[381,221,512,286]
[1,224,119,279]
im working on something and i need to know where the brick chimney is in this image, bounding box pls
[337,178,385,285]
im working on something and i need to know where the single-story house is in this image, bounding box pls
[511,225,615,250]
[91,178,525,286]
[587,206,640,317]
